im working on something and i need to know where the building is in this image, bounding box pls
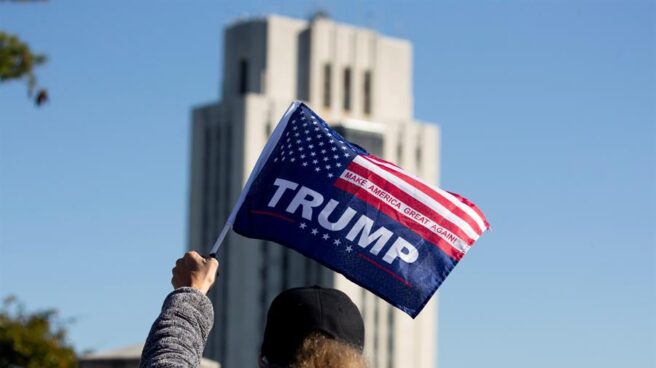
[188,14,440,368]
[78,344,220,368]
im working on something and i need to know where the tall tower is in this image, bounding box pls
[188,14,440,368]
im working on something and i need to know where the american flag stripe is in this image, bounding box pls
[445,190,489,229]
[334,177,466,261]
[363,155,490,233]
[354,156,483,242]
[341,163,473,250]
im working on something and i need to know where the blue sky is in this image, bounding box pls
[1,1,654,367]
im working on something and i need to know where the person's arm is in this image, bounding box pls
[140,252,219,368]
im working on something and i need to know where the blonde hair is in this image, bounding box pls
[292,332,369,368]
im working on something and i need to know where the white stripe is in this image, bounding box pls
[354,156,481,242]
[365,155,488,232]
[339,170,470,254]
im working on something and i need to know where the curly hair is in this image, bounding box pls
[291,332,369,368]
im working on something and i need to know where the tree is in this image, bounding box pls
[0,296,77,368]
[0,31,49,106]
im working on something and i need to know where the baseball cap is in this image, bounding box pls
[261,285,365,364]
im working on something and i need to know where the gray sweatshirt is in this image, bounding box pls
[140,287,214,368]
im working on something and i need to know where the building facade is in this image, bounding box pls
[188,14,440,368]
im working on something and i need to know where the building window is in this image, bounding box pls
[282,249,289,290]
[239,59,248,95]
[259,240,268,328]
[416,146,422,170]
[343,67,351,111]
[373,304,380,367]
[323,63,332,108]
[387,308,394,368]
[363,71,372,115]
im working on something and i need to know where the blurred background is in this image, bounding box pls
[0,1,654,367]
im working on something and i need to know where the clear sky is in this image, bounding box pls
[1,1,654,367]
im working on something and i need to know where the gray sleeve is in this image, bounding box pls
[140,287,214,368]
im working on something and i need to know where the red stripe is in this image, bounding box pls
[346,163,476,246]
[357,253,413,287]
[363,155,402,169]
[335,179,464,261]
[446,190,490,229]
[250,210,295,223]
[363,155,486,235]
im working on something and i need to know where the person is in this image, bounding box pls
[140,251,368,368]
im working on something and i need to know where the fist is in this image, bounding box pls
[171,251,219,295]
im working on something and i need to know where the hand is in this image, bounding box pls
[171,251,219,295]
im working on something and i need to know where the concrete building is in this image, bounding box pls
[188,14,440,368]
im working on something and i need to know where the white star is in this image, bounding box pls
[281,157,286,161]
[333,154,339,159]
[312,159,318,164]
[311,228,318,235]
[290,158,296,162]
[331,147,337,151]
[295,133,300,137]
[304,130,309,134]
[344,153,350,157]
[318,142,325,146]
[315,167,320,172]
[322,234,330,240]
[296,139,301,144]
[273,157,278,162]
[291,120,296,124]
[336,163,342,167]
[341,145,347,150]
[298,147,304,151]
[345,245,353,252]
[321,149,327,154]
[293,126,297,130]
[300,223,307,229]
[314,127,320,131]
[323,157,329,161]
[286,138,290,142]
[302,162,308,166]
[303,123,307,127]
[333,239,341,246]
[327,173,334,178]
[308,144,314,149]
[285,132,290,137]
[306,137,311,141]
[287,144,292,148]
[325,164,331,169]
[301,115,306,120]
[310,152,316,156]
[300,154,306,159]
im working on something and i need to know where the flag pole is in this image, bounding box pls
[209,223,231,256]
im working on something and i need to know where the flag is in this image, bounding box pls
[214,101,489,317]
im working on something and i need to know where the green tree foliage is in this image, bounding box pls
[0,31,48,105]
[0,296,77,368]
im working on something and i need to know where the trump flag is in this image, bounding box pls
[211,101,489,317]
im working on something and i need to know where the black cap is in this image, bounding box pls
[261,286,365,364]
